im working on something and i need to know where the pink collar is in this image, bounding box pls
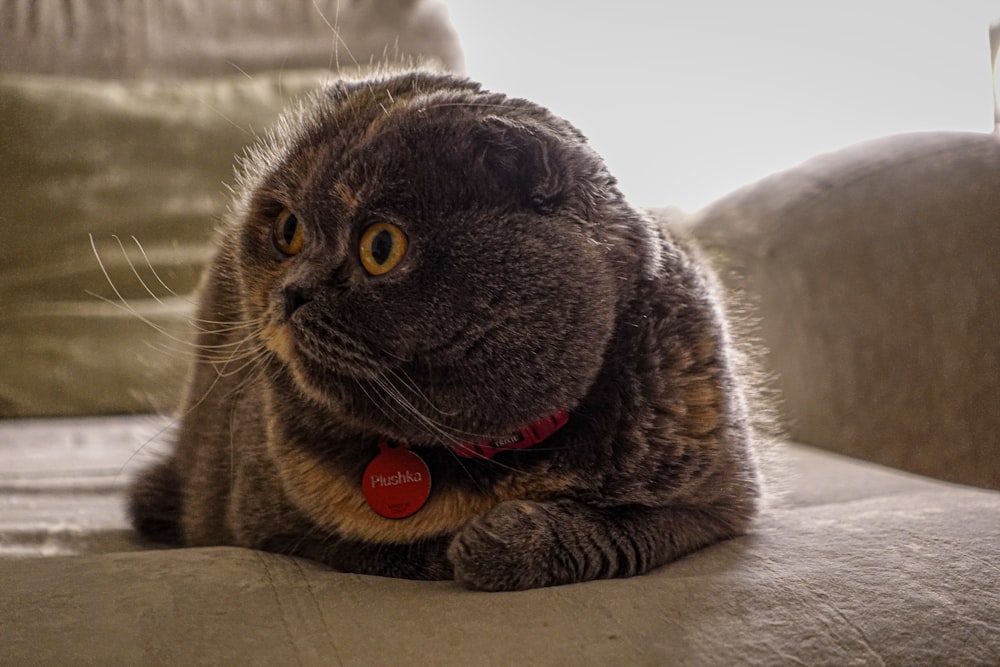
[363,410,570,519]
[450,410,569,459]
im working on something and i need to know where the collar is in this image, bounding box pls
[450,410,569,459]
[362,410,570,519]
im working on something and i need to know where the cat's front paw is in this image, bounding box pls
[448,500,566,591]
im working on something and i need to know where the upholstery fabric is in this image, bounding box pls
[2,416,997,665]
[0,70,330,416]
[677,132,1000,490]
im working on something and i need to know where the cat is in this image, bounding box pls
[127,69,761,591]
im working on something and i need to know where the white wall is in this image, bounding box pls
[444,1,998,211]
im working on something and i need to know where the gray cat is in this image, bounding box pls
[127,69,761,591]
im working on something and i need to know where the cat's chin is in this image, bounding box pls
[282,359,547,445]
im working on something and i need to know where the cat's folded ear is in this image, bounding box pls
[474,116,607,216]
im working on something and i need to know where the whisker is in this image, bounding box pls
[370,374,465,447]
[356,378,411,434]
[384,367,459,418]
[310,0,379,102]
[88,239,210,345]
[112,235,169,308]
[146,336,268,367]
[186,318,265,334]
[116,349,268,481]
[86,287,258,352]
[443,444,488,494]
[210,346,271,379]
[126,235,264,333]
[115,416,178,481]
[226,60,255,81]
[229,354,275,400]
[373,374,518,462]
[312,0,360,72]
[379,368,500,439]
[278,55,289,101]
[198,98,254,137]
[449,442,529,475]
[126,236,189,301]
[89,236,268,366]
[371,373,539,474]
[95,230,273,479]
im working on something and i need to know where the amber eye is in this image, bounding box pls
[272,209,304,257]
[359,222,408,275]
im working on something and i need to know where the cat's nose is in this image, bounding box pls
[283,284,313,319]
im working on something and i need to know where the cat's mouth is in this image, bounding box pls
[262,319,391,383]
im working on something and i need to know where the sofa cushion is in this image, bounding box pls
[0,70,336,417]
[678,132,1000,489]
[0,516,993,666]
[1,415,998,664]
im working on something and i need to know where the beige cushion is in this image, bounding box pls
[677,132,1000,489]
[1,415,997,664]
[0,70,331,416]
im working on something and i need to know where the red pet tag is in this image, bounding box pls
[362,441,432,519]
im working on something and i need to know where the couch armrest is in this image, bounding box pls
[678,131,1000,489]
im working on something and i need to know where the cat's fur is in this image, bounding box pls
[128,70,760,591]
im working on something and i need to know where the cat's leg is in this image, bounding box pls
[448,498,752,591]
[126,458,183,545]
[311,536,454,580]
[256,528,455,581]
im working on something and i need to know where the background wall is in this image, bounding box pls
[445,1,998,211]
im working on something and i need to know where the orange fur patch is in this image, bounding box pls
[682,376,723,437]
[670,331,724,436]
[261,323,295,364]
[268,432,576,543]
[334,181,359,212]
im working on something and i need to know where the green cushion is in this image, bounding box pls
[0,71,332,416]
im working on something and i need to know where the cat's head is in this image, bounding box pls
[228,70,655,443]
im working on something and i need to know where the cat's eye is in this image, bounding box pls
[272,209,304,257]
[359,222,408,275]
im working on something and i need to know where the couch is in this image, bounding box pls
[2,2,998,664]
